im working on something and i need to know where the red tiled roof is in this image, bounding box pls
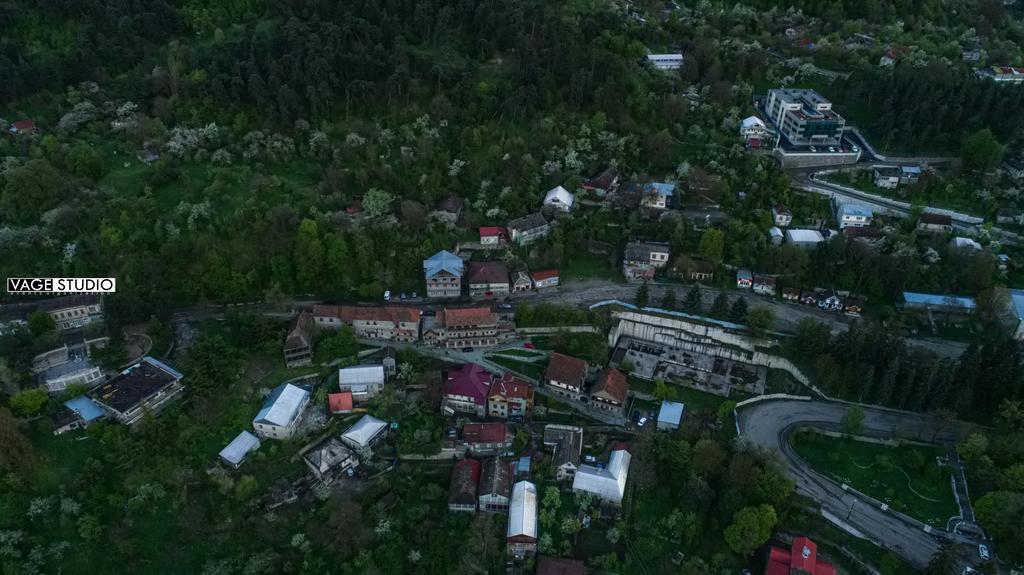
[467,261,510,284]
[536,556,587,575]
[444,363,493,405]
[919,212,952,226]
[544,353,588,388]
[489,373,534,401]
[449,459,481,503]
[765,537,836,575]
[753,274,777,286]
[11,120,35,131]
[444,307,498,328]
[463,422,509,443]
[339,305,419,324]
[531,269,559,281]
[480,226,507,238]
[591,368,628,403]
[328,392,353,413]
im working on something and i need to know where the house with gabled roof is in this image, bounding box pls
[467,261,511,297]
[544,185,574,212]
[544,353,588,400]
[253,383,310,440]
[283,311,314,368]
[572,447,631,504]
[338,364,386,404]
[462,422,511,455]
[582,168,619,196]
[480,226,509,246]
[443,363,493,417]
[304,436,358,482]
[448,458,481,513]
[542,424,583,481]
[219,431,261,469]
[488,373,534,419]
[479,456,513,512]
[638,182,676,210]
[508,213,550,245]
[341,414,388,452]
[532,269,560,289]
[314,305,420,342]
[424,250,465,298]
[590,368,628,413]
[765,536,836,575]
[423,307,511,348]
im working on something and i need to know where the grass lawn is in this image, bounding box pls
[487,356,545,380]
[491,348,546,359]
[560,253,622,282]
[792,431,958,528]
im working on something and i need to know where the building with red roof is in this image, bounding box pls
[536,556,587,575]
[448,458,481,513]
[422,307,512,348]
[544,353,589,400]
[480,226,509,246]
[590,368,629,413]
[462,422,512,454]
[312,305,420,342]
[442,363,494,417]
[532,269,560,289]
[488,373,535,419]
[467,261,511,297]
[8,120,36,135]
[328,392,354,414]
[765,537,836,575]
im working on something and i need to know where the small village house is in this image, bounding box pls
[219,431,261,469]
[479,226,509,246]
[786,229,825,248]
[542,424,582,481]
[656,401,685,431]
[51,396,106,435]
[582,168,619,196]
[338,364,386,404]
[252,383,310,440]
[544,353,588,400]
[736,269,753,289]
[507,212,550,245]
[917,212,953,234]
[638,182,676,210]
[622,241,670,282]
[572,447,631,504]
[589,368,628,413]
[423,250,465,299]
[432,196,464,226]
[672,255,714,282]
[873,166,901,188]
[467,261,511,297]
[328,392,354,414]
[479,457,513,512]
[752,274,777,296]
[511,271,533,293]
[283,311,314,368]
[771,205,793,227]
[424,307,511,348]
[543,185,575,212]
[836,203,873,229]
[448,459,481,513]
[442,363,493,417]
[462,422,512,455]
[314,305,420,343]
[532,269,560,289]
[341,414,389,453]
[304,436,359,483]
[488,373,534,419]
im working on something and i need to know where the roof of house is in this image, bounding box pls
[741,116,766,130]
[769,226,784,238]
[304,436,356,475]
[542,424,582,468]
[998,207,1023,217]
[336,305,420,324]
[837,203,873,218]
[443,307,498,328]
[254,383,310,427]
[919,212,952,226]
[219,430,260,466]
[572,449,631,503]
[624,241,670,262]
[532,269,559,281]
[737,269,753,280]
[642,182,676,197]
[592,368,628,403]
[10,120,35,131]
[437,195,464,214]
[657,401,685,426]
[479,226,507,238]
[512,271,532,285]
[507,481,538,540]
[467,261,510,285]
[508,212,548,232]
[449,459,481,505]
[901,165,922,175]
[902,291,977,310]
[90,356,183,414]
[444,363,493,405]
[786,229,825,243]
[328,392,353,413]
[463,422,509,444]
[65,396,105,422]
[536,556,587,575]
[544,353,588,387]
[342,414,388,447]
[36,293,102,313]
[424,250,465,278]
[339,365,386,387]
[284,312,314,351]
[583,168,617,190]
[1003,288,1024,320]
[950,237,982,250]
[874,165,901,177]
[489,373,534,401]
[766,537,836,575]
[479,457,512,498]
[753,274,777,286]
[544,185,575,208]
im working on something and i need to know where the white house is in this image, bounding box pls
[771,205,793,227]
[253,383,310,440]
[646,53,684,70]
[836,203,873,229]
[219,430,261,468]
[873,166,901,188]
[338,364,386,404]
[543,185,574,212]
[950,237,983,251]
[657,401,685,431]
[572,448,631,504]
[341,414,389,452]
[638,182,676,210]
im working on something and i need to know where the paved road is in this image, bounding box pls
[737,399,982,571]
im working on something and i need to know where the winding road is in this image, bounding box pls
[737,398,984,571]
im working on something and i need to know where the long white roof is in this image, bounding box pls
[507,481,538,539]
[219,430,260,465]
[339,365,385,386]
[572,449,631,503]
[342,414,388,447]
[543,185,574,209]
[253,384,309,427]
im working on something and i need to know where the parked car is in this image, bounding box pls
[979,544,989,560]
[584,455,597,464]
[383,290,391,301]
[523,342,535,349]
[638,416,647,427]
[461,347,474,353]
[400,292,407,300]
[412,291,418,299]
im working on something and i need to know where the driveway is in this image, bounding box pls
[737,399,982,570]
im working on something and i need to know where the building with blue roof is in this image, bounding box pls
[52,396,107,435]
[657,401,685,431]
[424,250,465,298]
[995,288,1024,341]
[640,182,677,210]
[836,202,873,229]
[902,291,977,315]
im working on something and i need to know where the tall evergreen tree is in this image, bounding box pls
[710,292,730,319]
[683,285,702,313]
[661,288,677,310]
[728,296,749,323]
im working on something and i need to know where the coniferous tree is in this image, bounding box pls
[683,285,702,313]
[710,292,730,319]
[728,296,749,323]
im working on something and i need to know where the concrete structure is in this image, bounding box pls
[219,431,261,469]
[341,414,388,452]
[572,448,631,504]
[542,424,582,481]
[773,147,860,169]
[996,207,1024,226]
[836,203,872,229]
[424,250,465,298]
[89,356,185,426]
[467,261,511,297]
[543,185,574,212]
[508,212,550,245]
[313,305,420,343]
[656,401,685,431]
[443,363,493,417]
[283,311,314,368]
[764,88,845,146]
[507,481,539,560]
[488,373,534,419]
[590,368,628,413]
[253,383,310,440]
[544,353,588,400]
[37,355,103,394]
[448,459,481,513]
[338,364,386,404]
[785,229,825,247]
[479,457,513,512]
[304,436,358,482]
[622,241,670,282]
[899,165,922,185]
[645,53,684,70]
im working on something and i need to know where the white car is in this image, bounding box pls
[383,290,391,301]
[979,544,989,560]
[828,146,836,153]
[638,416,647,427]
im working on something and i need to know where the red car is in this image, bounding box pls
[523,342,535,349]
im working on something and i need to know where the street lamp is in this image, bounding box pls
[846,498,858,521]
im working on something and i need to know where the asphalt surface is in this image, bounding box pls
[737,399,983,570]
